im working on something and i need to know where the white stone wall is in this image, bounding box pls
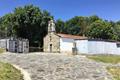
[60,38,74,53]
[0,39,7,49]
[75,40,88,54]
[0,38,29,53]
[104,42,120,54]
[117,47,120,54]
[76,40,120,55]
[88,41,105,54]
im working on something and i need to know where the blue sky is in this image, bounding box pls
[0,0,120,21]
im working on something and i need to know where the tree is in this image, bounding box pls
[64,16,86,35]
[55,19,65,33]
[0,5,52,49]
[86,20,119,40]
[0,13,15,38]
[13,5,52,47]
[56,15,101,36]
[88,15,101,24]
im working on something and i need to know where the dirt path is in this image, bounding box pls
[0,52,112,80]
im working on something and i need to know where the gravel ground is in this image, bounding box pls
[0,52,113,80]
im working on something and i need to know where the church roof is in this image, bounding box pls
[57,33,87,39]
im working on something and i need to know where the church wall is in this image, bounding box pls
[60,38,74,53]
[44,33,60,53]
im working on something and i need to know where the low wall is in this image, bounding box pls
[76,40,120,55]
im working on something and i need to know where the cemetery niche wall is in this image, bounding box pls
[0,38,29,53]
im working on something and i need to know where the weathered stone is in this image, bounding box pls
[44,33,60,52]
[0,52,113,80]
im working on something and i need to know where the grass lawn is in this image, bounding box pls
[107,66,120,80]
[87,55,120,64]
[0,62,23,80]
[0,48,5,54]
[87,55,120,80]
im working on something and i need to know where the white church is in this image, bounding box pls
[44,20,120,55]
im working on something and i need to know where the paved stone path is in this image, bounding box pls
[0,52,113,80]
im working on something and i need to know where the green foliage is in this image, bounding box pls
[56,19,65,33]
[87,55,120,64]
[0,5,52,48]
[0,14,14,37]
[56,15,101,36]
[86,20,119,40]
[56,15,120,41]
[0,62,23,80]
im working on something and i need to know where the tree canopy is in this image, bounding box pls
[56,16,120,41]
[0,5,52,48]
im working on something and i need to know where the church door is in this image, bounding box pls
[50,44,52,52]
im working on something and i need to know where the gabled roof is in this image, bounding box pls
[57,33,87,39]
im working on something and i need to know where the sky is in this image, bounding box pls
[0,0,120,21]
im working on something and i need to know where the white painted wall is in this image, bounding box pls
[59,37,120,55]
[104,42,117,54]
[75,40,88,54]
[60,38,74,53]
[0,39,7,49]
[76,40,120,55]
[88,41,120,54]
[117,48,120,55]
[88,41,105,54]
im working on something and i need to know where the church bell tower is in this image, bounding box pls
[48,19,56,33]
[44,19,60,53]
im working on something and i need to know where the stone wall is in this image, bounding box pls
[8,38,29,53]
[0,39,7,49]
[44,33,60,53]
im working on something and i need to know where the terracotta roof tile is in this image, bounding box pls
[57,33,87,39]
